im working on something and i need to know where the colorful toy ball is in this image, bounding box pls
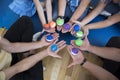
[56,18,64,26]
[51,44,58,52]
[73,24,81,32]
[46,34,53,42]
[71,48,79,55]
[49,21,56,28]
[76,31,83,38]
[75,39,83,46]
[44,24,50,29]
[63,23,71,30]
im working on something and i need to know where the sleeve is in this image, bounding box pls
[0,71,6,80]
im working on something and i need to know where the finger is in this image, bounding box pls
[69,25,73,32]
[67,45,75,59]
[57,41,66,47]
[52,32,59,37]
[67,62,75,68]
[54,54,62,59]
[67,45,72,53]
[71,40,75,46]
[72,21,81,25]
[58,44,66,51]
[52,39,58,44]
[57,40,65,45]
[52,34,59,40]
[72,31,76,36]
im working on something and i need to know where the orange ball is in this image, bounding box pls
[44,24,50,29]
[49,21,56,28]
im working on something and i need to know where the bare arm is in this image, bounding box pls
[80,1,107,26]
[83,61,118,80]
[3,50,48,80]
[85,14,120,29]
[0,33,59,53]
[70,0,90,21]
[0,37,42,53]
[3,40,66,80]
[67,45,118,80]
[34,0,46,26]
[88,45,120,62]
[46,0,52,22]
[58,0,66,16]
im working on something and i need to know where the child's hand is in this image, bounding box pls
[71,37,90,51]
[70,20,83,36]
[40,33,59,47]
[67,45,84,68]
[47,40,66,58]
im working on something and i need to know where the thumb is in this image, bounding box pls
[67,62,75,68]
[54,54,62,59]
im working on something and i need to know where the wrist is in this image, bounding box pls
[87,45,95,52]
[80,58,87,66]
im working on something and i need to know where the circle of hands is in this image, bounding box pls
[39,19,90,68]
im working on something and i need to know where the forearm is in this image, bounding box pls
[3,50,48,80]
[58,0,66,16]
[34,0,46,25]
[5,41,43,53]
[88,45,120,62]
[81,1,106,26]
[85,14,120,29]
[83,61,118,80]
[70,0,90,21]
[46,0,52,22]
[0,37,43,53]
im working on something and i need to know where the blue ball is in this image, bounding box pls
[73,24,81,32]
[51,44,58,52]
[46,35,53,42]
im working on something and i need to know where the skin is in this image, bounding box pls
[71,37,120,62]
[61,0,90,33]
[0,33,59,53]
[67,45,118,80]
[73,13,120,37]
[3,39,66,80]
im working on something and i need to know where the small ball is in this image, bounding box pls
[63,23,71,30]
[46,34,53,42]
[51,44,58,52]
[49,21,56,28]
[71,48,79,55]
[73,24,81,32]
[44,24,50,29]
[56,18,64,26]
[75,39,83,46]
[76,31,83,38]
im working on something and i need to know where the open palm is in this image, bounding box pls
[67,45,84,68]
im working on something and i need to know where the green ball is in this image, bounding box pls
[56,18,64,26]
[76,31,83,38]
[75,39,83,46]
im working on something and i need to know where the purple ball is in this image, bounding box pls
[71,48,79,55]
[63,23,70,30]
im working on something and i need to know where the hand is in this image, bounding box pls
[61,22,72,33]
[82,26,89,37]
[67,45,84,68]
[70,20,83,36]
[47,40,66,58]
[71,37,90,51]
[45,28,56,33]
[40,33,59,47]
